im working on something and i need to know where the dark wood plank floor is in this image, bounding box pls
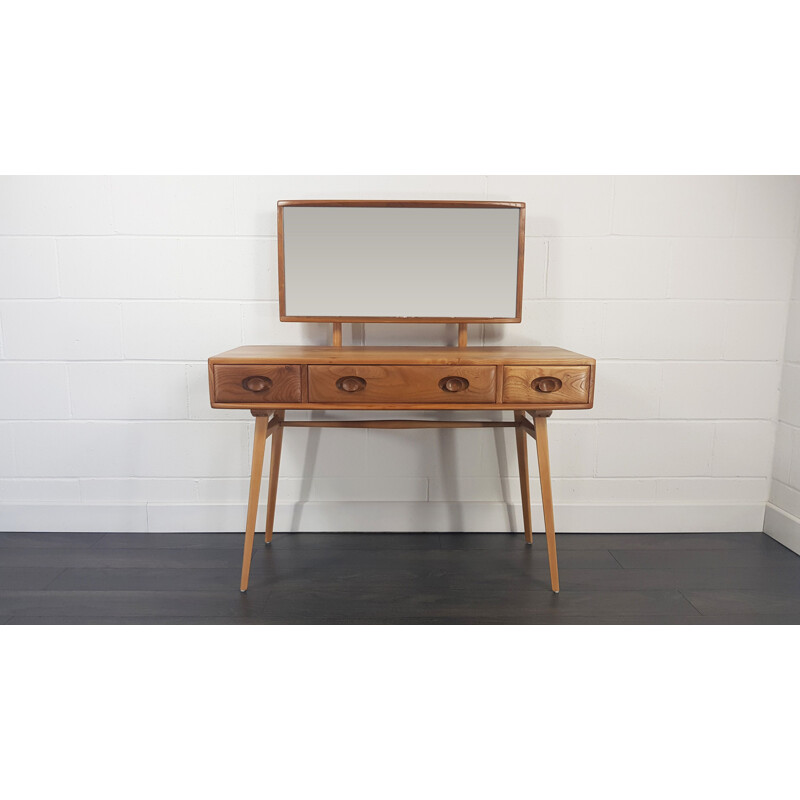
[1,532,799,624]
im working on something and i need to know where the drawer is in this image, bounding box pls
[503,366,591,405]
[308,365,497,404]
[212,364,301,404]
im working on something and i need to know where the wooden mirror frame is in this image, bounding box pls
[277,199,526,323]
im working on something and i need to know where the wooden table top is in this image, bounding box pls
[209,345,596,366]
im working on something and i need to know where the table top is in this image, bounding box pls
[209,345,596,366]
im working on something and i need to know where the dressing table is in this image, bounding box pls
[208,201,596,593]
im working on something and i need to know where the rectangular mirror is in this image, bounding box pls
[278,201,525,322]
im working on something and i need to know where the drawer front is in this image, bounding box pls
[503,366,591,405]
[308,365,497,404]
[212,364,301,404]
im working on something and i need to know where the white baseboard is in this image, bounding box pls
[0,504,148,532]
[763,503,800,555]
[0,501,766,533]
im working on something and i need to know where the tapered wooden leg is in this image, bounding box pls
[264,410,285,544]
[241,414,269,593]
[533,414,559,593]
[514,411,533,544]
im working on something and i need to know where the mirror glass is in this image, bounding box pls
[281,205,522,319]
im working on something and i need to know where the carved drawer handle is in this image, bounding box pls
[439,376,470,393]
[531,376,563,393]
[242,376,273,393]
[336,376,367,393]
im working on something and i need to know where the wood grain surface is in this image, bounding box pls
[503,366,592,405]
[209,345,595,366]
[308,364,497,404]
[209,347,595,409]
[211,364,301,404]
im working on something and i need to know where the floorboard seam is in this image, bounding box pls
[675,588,705,616]
[40,567,69,590]
[607,550,625,568]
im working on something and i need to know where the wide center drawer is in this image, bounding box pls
[212,364,302,403]
[308,365,497,404]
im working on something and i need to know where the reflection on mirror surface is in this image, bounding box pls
[282,206,521,319]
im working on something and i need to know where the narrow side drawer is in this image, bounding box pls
[212,364,301,404]
[502,366,591,405]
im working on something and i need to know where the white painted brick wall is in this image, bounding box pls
[659,363,780,419]
[68,362,189,419]
[0,362,70,419]
[723,302,789,360]
[0,177,114,235]
[1,176,799,533]
[121,301,243,360]
[110,177,237,235]
[1,301,124,359]
[612,176,739,236]
[0,239,59,297]
[58,237,183,298]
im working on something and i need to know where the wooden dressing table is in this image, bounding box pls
[208,201,596,593]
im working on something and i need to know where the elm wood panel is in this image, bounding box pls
[211,401,595,411]
[211,364,301,404]
[264,411,285,545]
[209,345,596,366]
[278,200,525,208]
[283,420,517,428]
[300,364,309,403]
[515,205,525,322]
[514,411,533,545]
[277,202,286,318]
[534,414,559,593]
[308,365,497,404]
[503,366,592,405]
[283,315,525,323]
[240,415,269,592]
